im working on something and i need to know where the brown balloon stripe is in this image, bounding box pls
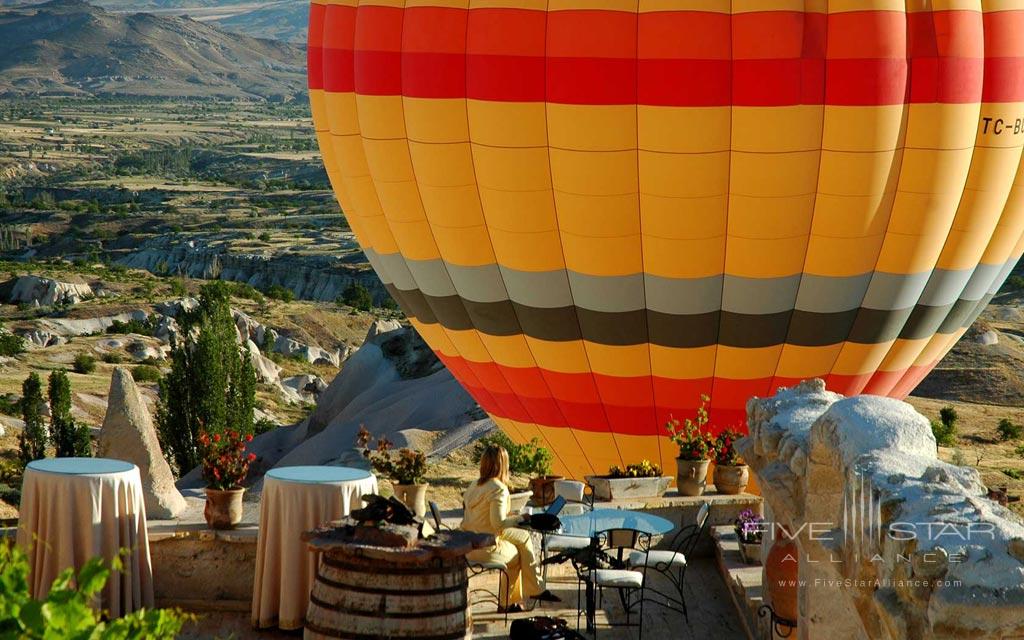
[383,283,999,349]
[311,5,1024,106]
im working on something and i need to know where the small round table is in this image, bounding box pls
[559,508,675,538]
[16,457,153,617]
[251,465,378,630]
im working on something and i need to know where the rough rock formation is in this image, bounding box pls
[739,379,1024,640]
[15,328,66,348]
[118,237,386,302]
[98,368,187,519]
[3,275,93,306]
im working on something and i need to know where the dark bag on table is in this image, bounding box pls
[509,616,586,640]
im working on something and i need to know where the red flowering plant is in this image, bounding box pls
[198,430,256,490]
[714,428,746,467]
[666,394,718,461]
[356,425,427,485]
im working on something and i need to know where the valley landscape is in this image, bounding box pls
[2,0,1024,518]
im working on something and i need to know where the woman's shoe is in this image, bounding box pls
[533,589,562,603]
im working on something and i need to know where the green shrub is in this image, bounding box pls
[0,327,25,357]
[107,316,157,336]
[258,231,272,242]
[0,544,191,638]
[264,284,295,302]
[998,418,1023,442]
[340,282,372,312]
[73,353,97,374]
[168,278,189,297]
[101,352,124,364]
[1003,468,1024,480]
[131,365,162,383]
[472,431,553,477]
[931,406,958,447]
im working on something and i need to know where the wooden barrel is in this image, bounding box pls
[304,551,471,640]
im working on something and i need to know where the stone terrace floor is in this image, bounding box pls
[178,557,746,640]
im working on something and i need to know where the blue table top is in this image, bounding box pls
[265,465,372,484]
[559,508,675,538]
[27,457,135,476]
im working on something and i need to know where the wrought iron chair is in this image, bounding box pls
[544,481,596,570]
[570,528,650,638]
[626,501,711,622]
[430,500,512,624]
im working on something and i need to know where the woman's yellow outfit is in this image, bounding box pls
[462,478,545,607]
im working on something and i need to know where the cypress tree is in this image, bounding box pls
[18,373,46,465]
[157,281,257,474]
[49,369,91,457]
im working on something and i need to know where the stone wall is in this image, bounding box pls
[738,379,1024,640]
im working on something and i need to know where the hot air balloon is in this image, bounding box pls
[308,0,1024,480]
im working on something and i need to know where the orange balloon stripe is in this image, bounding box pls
[437,352,913,434]
[310,6,1024,106]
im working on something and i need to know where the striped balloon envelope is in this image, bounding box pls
[308,0,1024,480]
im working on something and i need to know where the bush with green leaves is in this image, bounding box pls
[157,282,257,475]
[0,543,190,638]
[264,284,294,302]
[73,353,97,375]
[340,282,373,312]
[18,373,46,465]
[472,431,553,477]
[49,369,91,458]
[931,406,958,447]
[0,325,25,357]
[131,365,162,383]
[997,418,1023,442]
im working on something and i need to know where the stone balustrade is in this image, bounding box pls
[737,379,1024,639]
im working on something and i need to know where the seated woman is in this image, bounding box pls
[462,445,560,612]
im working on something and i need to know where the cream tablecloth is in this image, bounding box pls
[252,465,377,630]
[16,457,153,617]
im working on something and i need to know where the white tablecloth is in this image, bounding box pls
[16,457,153,617]
[252,466,377,630]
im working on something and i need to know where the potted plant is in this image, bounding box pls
[199,430,255,529]
[734,509,764,564]
[666,394,717,496]
[714,428,750,494]
[357,426,429,518]
[586,460,673,501]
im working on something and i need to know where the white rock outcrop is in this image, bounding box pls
[740,379,1024,640]
[98,368,187,519]
[6,275,93,306]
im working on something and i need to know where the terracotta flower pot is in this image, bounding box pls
[204,487,244,530]
[765,531,799,623]
[714,463,750,495]
[675,459,710,496]
[394,482,429,518]
[528,475,563,506]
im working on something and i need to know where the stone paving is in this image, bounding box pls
[179,558,746,640]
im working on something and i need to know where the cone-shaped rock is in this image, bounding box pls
[98,367,187,519]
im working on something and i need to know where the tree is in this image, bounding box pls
[931,406,958,447]
[49,369,91,457]
[19,373,46,465]
[157,282,257,474]
[997,418,1023,442]
[0,321,25,357]
[341,282,373,312]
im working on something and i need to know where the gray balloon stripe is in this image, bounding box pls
[382,283,1002,349]
[365,249,1013,316]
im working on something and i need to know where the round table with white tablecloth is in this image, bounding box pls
[16,457,153,617]
[251,465,378,630]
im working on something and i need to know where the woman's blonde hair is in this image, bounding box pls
[478,445,510,487]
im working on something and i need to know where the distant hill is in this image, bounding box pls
[210,1,307,43]
[0,0,306,99]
